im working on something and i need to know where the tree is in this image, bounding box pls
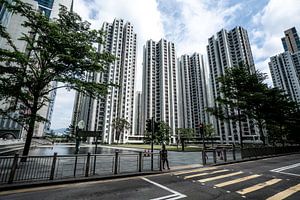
[208,63,256,148]
[111,118,131,144]
[144,121,171,145]
[263,88,299,146]
[0,0,115,157]
[203,123,215,147]
[175,128,194,151]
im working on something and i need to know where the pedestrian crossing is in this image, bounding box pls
[173,167,300,199]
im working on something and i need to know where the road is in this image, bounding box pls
[0,154,299,200]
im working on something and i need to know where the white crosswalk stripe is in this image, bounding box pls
[173,166,218,176]
[198,171,243,183]
[184,169,229,179]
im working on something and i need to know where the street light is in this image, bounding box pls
[75,120,85,154]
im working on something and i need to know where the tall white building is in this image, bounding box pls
[73,19,137,144]
[141,39,178,143]
[269,27,300,105]
[207,26,259,144]
[0,0,73,138]
[178,53,209,136]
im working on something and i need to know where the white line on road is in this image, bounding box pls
[270,163,300,177]
[272,171,300,177]
[271,163,300,172]
[141,177,187,200]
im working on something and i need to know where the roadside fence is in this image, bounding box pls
[201,145,300,165]
[241,146,300,159]
[0,152,161,185]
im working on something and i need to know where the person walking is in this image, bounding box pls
[161,144,170,170]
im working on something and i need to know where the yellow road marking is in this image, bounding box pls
[198,171,243,183]
[184,169,229,179]
[266,183,300,200]
[173,167,218,176]
[215,174,261,187]
[237,178,282,195]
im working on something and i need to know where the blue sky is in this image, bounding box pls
[51,0,300,129]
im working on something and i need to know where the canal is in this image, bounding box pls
[28,144,136,156]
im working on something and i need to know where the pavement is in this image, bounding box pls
[0,153,299,200]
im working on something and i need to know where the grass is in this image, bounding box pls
[108,144,203,152]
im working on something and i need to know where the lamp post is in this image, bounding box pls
[75,120,85,154]
[200,123,205,149]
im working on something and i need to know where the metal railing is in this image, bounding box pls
[0,152,161,184]
[201,145,300,165]
[241,146,300,159]
[201,147,241,165]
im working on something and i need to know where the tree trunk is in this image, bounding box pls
[181,139,185,151]
[237,108,243,149]
[22,97,38,161]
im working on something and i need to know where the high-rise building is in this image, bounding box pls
[269,52,300,104]
[129,91,144,143]
[269,27,300,105]
[207,26,259,144]
[141,39,178,143]
[281,27,300,54]
[0,0,73,138]
[0,0,13,28]
[178,53,209,136]
[72,19,137,144]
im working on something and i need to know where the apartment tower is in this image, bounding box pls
[73,19,137,144]
[178,53,209,136]
[207,26,259,144]
[269,27,300,104]
[142,39,178,143]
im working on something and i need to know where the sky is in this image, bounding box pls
[50,0,300,129]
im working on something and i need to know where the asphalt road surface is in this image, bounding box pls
[0,154,299,200]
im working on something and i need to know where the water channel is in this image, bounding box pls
[28,144,135,156]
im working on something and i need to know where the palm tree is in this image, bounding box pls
[111,118,131,143]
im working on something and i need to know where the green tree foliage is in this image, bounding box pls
[208,62,299,146]
[209,63,261,148]
[111,118,131,143]
[0,0,115,157]
[175,128,194,151]
[203,123,215,147]
[144,121,171,145]
[262,88,299,145]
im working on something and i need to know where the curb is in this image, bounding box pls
[0,171,165,191]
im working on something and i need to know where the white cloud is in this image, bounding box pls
[159,0,243,55]
[250,0,300,82]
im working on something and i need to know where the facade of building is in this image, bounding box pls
[269,52,300,104]
[0,0,73,138]
[207,26,259,144]
[281,27,300,54]
[73,19,137,144]
[269,27,300,105]
[129,91,143,143]
[141,39,179,143]
[178,53,209,136]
